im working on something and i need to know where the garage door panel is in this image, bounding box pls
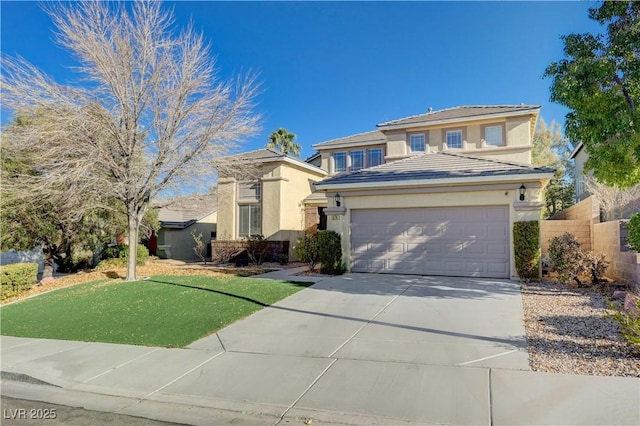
[487,262,509,275]
[351,207,510,278]
[465,207,486,219]
[388,260,423,274]
[487,206,509,219]
[487,243,508,256]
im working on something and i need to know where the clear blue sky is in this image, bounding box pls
[1,1,603,159]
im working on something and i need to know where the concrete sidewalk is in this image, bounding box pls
[2,273,639,425]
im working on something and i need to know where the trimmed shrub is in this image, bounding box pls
[583,251,609,284]
[628,213,640,252]
[246,234,269,265]
[513,221,540,282]
[1,262,38,300]
[277,253,289,265]
[294,233,319,271]
[99,244,149,267]
[548,233,587,286]
[318,230,345,275]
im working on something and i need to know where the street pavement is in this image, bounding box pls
[1,272,639,425]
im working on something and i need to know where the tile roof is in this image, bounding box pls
[377,105,541,128]
[218,148,326,177]
[316,152,554,187]
[312,130,386,149]
[158,194,217,227]
[223,147,287,162]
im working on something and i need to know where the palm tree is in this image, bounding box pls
[266,128,301,157]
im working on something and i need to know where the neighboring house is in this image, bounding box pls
[216,149,328,259]
[157,194,217,260]
[570,142,589,202]
[217,105,555,279]
[570,141,639,219]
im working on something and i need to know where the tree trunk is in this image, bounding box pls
[125,213,141,281]
[42,247,55,279]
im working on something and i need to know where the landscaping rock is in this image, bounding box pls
[39,277,55,286]
[613,290,627,300]
[521,281,640,378]
[624,293,639,316]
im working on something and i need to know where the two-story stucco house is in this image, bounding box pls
[216,105,554,279]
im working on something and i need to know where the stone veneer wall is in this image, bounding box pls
[304,206,320,233]
[593,220,640,286]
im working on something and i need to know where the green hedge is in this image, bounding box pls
[628,213,640,252]
[318,230,346,275]
[1,262,38,300]
[513,221,540,282]
[294,233,319,271]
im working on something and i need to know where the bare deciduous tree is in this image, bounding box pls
[585,176,640,221]
[1,1,259,280]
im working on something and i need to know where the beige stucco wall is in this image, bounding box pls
[216,160,325,260]
[325,182,544,280]
[385,130,409,159]
[316,113,537,175]
[217,178,237,240]
[158,212,217,260]
[574,147,589,200]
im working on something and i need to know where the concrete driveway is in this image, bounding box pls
[2,273,638,425]
[189,273,530,369]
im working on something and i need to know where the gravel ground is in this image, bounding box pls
[521,280,640,377]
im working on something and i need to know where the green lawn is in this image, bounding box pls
[0,275,310,347]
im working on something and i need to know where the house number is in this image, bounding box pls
[331,215,340,220]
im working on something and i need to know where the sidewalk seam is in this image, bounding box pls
[327,282,414,358]
[273,358,338,426]
[216,332,227,352]
[139,351,224,401]
[83,348,162,384]
[488,368,494,426]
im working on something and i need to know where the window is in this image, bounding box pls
[367,148,383,167]
[484,126,503,146]
[409,134,426,152]
[239,204,261,237]
[446,130,463,149]
[239,182,261,201]
[351,150,364,171]
[333,152,347,173]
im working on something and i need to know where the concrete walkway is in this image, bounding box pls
[1,273,639,425]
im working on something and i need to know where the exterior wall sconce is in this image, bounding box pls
[519,184,526,201]
[334,193,341,207]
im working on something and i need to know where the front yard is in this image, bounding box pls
[522,280,640,377]
[0,275,310,347]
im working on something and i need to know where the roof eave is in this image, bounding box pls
[315,172,555,191]
[376,108,542,131]
[312,138,388,150]
[569,142,584,159]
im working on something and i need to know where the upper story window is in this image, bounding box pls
[484,125,504,146]
[351,150,364,172]
[239,182,261,201]
[446,130,463,149]
[367,148,383,167]
[333,152,347,173]
[409,134,426,152]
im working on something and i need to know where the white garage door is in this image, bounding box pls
[351,206,510,278]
